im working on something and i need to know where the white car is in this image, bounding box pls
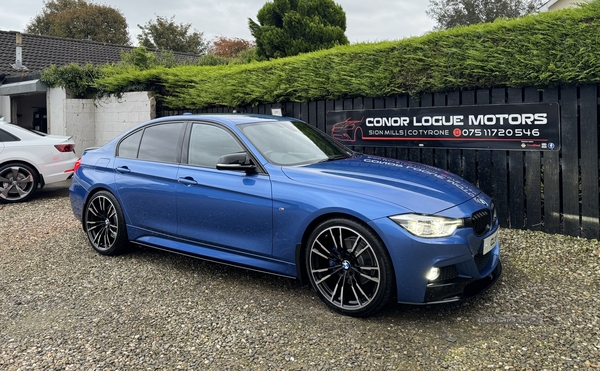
[0,118,77,203]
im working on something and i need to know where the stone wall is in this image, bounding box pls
[58,91,155,153]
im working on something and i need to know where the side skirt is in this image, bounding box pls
[130,232,298,279]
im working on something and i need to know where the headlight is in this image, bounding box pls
[390,214,464,238]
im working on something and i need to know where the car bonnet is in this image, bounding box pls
[280,155,482,214]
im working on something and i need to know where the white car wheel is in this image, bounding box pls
[0,163,39,203]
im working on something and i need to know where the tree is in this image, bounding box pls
[427,0,543,30]
[208,37,255,59]
[118,47,177,69]
[137,15,208,54]
[26,0,129,45]
[248,0,349,59]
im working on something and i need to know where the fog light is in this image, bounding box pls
[426,267,440,281]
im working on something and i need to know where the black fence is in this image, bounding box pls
[159,84,600,240]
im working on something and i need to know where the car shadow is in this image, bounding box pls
[32,179,72,200]
[124,242,494,321]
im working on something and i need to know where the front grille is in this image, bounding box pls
[474,251,492,271]
[471,208,491,236]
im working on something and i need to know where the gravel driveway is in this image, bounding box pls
[1,182,599,370]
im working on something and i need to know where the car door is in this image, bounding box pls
[175,122,273,257]
[113,121,185,235]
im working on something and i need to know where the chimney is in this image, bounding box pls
[12,33,29,71]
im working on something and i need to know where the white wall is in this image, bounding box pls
[65,98,96,153]
[541,0,591,11]
[0,96,10,121]
[54,91,156,154]
[47,87,67,136]
[93,92,156,146]
[550,0,588,10]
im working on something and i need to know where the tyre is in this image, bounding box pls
[0,163,39,203]
[305,218,394,317]
[83,190,129,255]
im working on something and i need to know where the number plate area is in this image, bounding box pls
[482,229,499,255]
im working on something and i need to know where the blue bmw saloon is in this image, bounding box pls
[69,114,501,317]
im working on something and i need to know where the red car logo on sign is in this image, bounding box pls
[331,117,364,142]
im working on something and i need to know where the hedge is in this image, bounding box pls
[44,1,600,109]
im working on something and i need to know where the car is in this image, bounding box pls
[331,117,364,142]
[69,114,501,317]
[0,118,77,203]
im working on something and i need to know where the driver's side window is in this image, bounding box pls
[188,123,243,168]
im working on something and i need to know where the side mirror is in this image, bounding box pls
[216,152,257,173]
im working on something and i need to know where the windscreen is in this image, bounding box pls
[240,120,352,166]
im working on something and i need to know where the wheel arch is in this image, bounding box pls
[294,212,396,288]
[0,160,42,180]
[355,126,363,141]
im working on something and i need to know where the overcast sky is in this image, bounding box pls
[0,0,437,45]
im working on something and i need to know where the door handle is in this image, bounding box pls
[116,166,131,174]
[178,177,198,186]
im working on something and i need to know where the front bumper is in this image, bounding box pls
[421,259,502,304]
[369,216,502,304]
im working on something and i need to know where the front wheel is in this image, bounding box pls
[83,191,129,255]
[305,218,395,317]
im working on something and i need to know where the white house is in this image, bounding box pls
[0,31,197,151]
[539,0,590,12]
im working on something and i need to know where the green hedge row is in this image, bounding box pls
[61,1,600,109]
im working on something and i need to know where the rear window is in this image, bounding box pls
[1,122,45,138]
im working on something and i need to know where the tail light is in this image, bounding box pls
[73,158,82,173]
[55,143,75,153]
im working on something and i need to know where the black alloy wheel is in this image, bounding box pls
[306,218,394,317]
[84,191,129,255]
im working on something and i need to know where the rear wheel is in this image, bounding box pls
[84,191,129,255]
[0,163,39,203]
[305,218,394,317]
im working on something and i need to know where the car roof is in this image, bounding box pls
[151,113,296,127]
[0,120,43,139]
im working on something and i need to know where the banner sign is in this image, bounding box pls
[326,103,560,151]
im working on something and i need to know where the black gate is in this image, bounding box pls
[159,84,600,239]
